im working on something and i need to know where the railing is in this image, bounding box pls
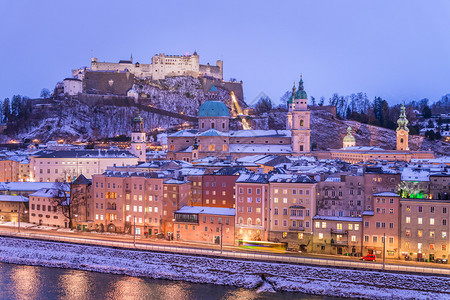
[288,227,305,231]
[1,230,450,276]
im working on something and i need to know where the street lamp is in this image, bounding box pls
[18,205,28,233]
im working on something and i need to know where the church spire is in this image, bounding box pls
[396,102,409,132]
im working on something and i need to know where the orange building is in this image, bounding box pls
[0,160,19,182]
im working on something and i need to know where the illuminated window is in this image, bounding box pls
[315,221,320,228]
[348,224,353,230]
[282,232,287,238]
[406,217,410,224]
[318,233,323,239]
[337,223,342,230]
[298,233,303,239]
[430,218,435,225]
[418,230,423,237]
[322,222,327,229]
[418,218,422,225]
[351,235,356,242]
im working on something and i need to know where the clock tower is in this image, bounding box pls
[291,76,311,154]
[131,112,147,162]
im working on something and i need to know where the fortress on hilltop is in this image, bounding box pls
[83,52,223,81]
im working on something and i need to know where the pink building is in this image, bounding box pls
[362,192,401,258]
[235,173,269,241]
[174,206,235,245]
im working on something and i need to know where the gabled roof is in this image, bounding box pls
[73,174,91,185]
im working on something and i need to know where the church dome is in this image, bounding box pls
[198,100,230,118]
[343,134,355,143]
[294,77,307,100]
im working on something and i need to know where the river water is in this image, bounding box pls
[0,263,336,300]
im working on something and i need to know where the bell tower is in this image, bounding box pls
[396,102,409,151]
[131,111,147,162]
[286,82,296,130]
[291,76,311,154]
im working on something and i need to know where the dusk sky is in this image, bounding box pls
[1,0,449,106]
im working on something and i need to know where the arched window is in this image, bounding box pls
[247,218,252,225]
[300,119,304,126]
[400,138,404,143]
[211,122,215,129]
[256,218,261,225]
[201,122,205,129]
[238,217,243,224]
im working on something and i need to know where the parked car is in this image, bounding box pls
[360,254,376,261]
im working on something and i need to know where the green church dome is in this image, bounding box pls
[294,76,307,100]
[198,100,230,118]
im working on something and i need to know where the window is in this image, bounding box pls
[430,218,435,225]
[389,222,394,229]
[354,224,360,231]
[337,223,342,230]
[376,222,380,228]
[322,222,326,229]
[406,217,410,224]
[388,237,394,244]
[318,233,323,240]
[364,221,369,228]
[443,231,448,239]
[274,208,279,215]
[418,217,423,225]
[430,231,435,238]
[444,207,447,214]
[351,235,356,242]
[364,235,369,242]
[348,224,353,230]
[405,229,410,237]
[431,207,435,213]
[418,206,423,212]
[372,236,378,243]
[315,222,320,229]
[418,230,423,237]
[298,233,303,239]
[444,219,447,226]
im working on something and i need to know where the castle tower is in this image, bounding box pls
[130,112,147,162]
[291,76,311,154]
[343,126,356,148]
[286,82,296,130]
[396,102,409,151]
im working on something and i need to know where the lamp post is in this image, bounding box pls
[220,223,223,254]
[18,205,28,233]
[382,233,386,271]
[133,216,136,248]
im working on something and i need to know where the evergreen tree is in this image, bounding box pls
[422,105,432,118]
[2,98,10,123]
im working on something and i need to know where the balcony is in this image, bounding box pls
[331,229,348,235]
[289,226,305,231]
[331,239,348,246]
[289,215,305,220]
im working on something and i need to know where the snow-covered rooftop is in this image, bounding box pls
[175,206,235,216]
[0,195,29,202]
[373,192,399,197]
[229,144,292,154]
[312,215,362,222]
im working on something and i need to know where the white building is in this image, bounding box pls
[63,78,83,96]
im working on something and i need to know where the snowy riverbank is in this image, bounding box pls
[0,237,449,299]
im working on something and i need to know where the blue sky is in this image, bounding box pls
[0,0,449,105]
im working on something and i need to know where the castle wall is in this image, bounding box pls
[84,71,135,95]
[90,53,221,81]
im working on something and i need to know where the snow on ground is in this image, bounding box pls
[0,222,56,230]
[0,237,449,299]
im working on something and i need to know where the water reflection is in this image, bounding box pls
[0,263,335,300]
[10,265,40,300]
